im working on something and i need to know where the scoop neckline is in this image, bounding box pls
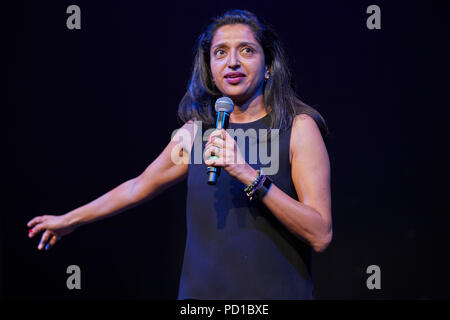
[228,112,270,125]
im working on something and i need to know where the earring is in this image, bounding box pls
[265,66,270,80]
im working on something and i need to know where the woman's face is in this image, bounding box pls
[209,23,268,103]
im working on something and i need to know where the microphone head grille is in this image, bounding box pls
[215,97,234,113]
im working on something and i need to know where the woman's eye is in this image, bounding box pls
[215,49,226,56]
[242,47,254,54]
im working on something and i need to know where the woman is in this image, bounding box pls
[27,9,332,300]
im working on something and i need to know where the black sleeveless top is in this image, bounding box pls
[178,113,314,300]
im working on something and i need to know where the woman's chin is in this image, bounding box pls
[219,90,249,102]
[218,84,262,104]
[222,95,247,105]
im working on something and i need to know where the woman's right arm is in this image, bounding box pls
[27,120,198,250]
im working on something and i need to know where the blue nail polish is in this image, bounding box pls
[45,243,49,250]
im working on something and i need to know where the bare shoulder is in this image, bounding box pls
[292,113,319,132]
[184,119,200,133]
[172,119,200,156]
[290,114,326,161]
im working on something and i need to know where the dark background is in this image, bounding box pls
[2,0,449,300]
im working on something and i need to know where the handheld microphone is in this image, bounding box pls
[207,97,234,185]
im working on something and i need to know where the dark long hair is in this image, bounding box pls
[177,9,330,142]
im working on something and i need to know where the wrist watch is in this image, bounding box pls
[254,175,273,200]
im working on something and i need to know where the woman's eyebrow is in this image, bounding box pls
[211,41,258,50]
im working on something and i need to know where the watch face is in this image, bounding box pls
[256,176,273,199]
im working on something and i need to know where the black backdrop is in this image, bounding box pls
[3,0,449,300]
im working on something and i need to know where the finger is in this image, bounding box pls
[47,234,59,250]
[208,139,231,163]
[221,128,232,138]
[204,147,214,162]
[221,129,234,142]
[205,157,215,166]
[206,137,225,150]
[38,230,52,250]
[27,216,43,228]
[224,135,237,163]
[29,223,47,238]
[208,140,224,152]
[205,157,224,167]
[38,230,53,251]
[205,148,225,166]
[204,146,222,160]
[208,129,224,141]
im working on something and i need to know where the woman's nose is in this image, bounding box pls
[227,51,240,69]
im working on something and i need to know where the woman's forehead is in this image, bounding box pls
[211,24,259,47]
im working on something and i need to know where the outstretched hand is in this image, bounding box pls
[27,215,77,250]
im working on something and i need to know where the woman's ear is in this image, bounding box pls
[265,66,271,80]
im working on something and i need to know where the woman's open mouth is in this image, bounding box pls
[224,72,246,84]
[225,77,245,84]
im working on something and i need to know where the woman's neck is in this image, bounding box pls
[229,93,269,123]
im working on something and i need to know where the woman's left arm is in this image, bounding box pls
[259,114,332,252]
[205,114,332,252]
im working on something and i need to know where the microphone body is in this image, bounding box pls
[207,97,234,185]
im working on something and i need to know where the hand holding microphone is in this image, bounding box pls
[206,97,234,185]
